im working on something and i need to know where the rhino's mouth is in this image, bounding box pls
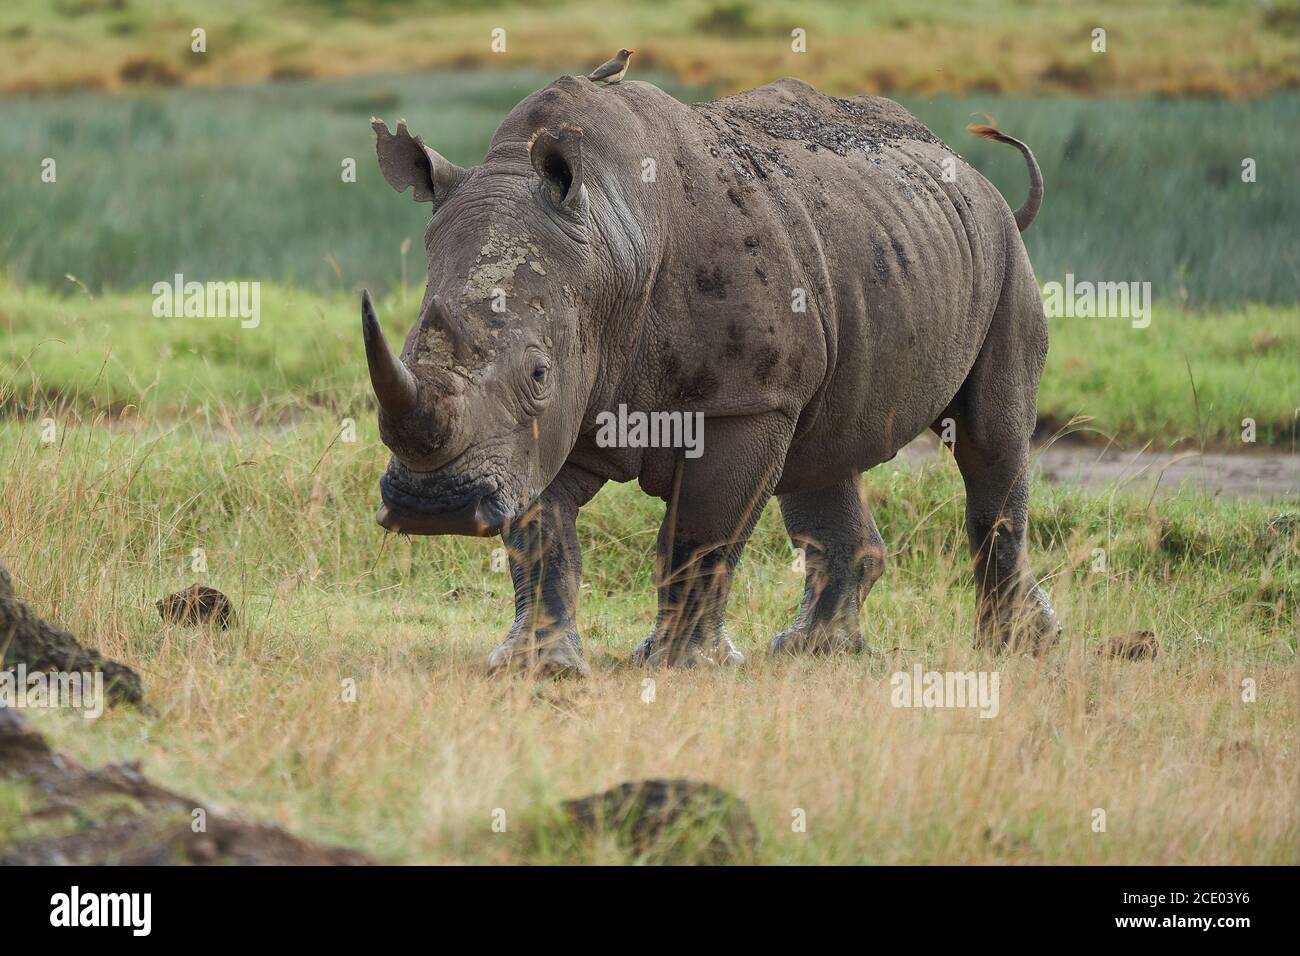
[375,500,505,537]
[377,468,511,537]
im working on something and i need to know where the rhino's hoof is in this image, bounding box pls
[769,626,863,656]
[631,632,744,668]
[976,588,1063,656]
[486,632,589,678]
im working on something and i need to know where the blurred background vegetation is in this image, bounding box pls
[0,0,1297,303]
[0,0,1296,442]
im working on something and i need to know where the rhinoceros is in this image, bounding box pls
[362,75,1060,675]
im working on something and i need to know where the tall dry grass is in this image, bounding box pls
[2,403,1294,862]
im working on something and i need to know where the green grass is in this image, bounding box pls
[1040,302,1299,448]
[1,414,1294,619]
[2,279,1295,448]
[1,72,1297,303]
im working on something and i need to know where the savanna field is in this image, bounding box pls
[1,0,1298,864]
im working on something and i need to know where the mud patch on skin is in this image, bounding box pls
[708,89,950,160]
[752,345,782,386]
[725,183,756,216]
[676,362,720,404]
[465,223,541,303]
[890,238,912,277]
[724,322,745,359]
[871,241,890,284]
[697,110,793,181]
[694,266,729,299]
[674,159,696,202]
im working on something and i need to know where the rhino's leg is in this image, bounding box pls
[952,444,1059,653]
[631,419,790,668]
[769,478,885,655]
[486,464,605,677]
[941,263,1061,654]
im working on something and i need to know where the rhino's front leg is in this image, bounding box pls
[486,464,605,677]
[631,417,791,668]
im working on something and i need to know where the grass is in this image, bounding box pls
[2,72,1297,304]
[0,410,1295,863]
[1,0,1298,99]
[1040,302,1299,449]
[2,279,1295,449]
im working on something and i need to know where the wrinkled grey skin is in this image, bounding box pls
[364,76,1061,675]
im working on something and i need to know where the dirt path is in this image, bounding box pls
[897,436,1299,500]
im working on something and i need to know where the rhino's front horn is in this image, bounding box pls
[361,289,418,418]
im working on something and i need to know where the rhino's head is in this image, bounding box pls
[364,84,650,536]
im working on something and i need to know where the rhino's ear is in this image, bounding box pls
[528,124,586,213]
[372,118,468,205]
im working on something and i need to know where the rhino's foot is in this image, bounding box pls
[976,586,1062,656]
[769,622,863,656]
[486,630,589,678]
[630,629,744,669]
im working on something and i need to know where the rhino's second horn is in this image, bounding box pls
[426,293,473,361]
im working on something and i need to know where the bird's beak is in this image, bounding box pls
[627,49,636,55]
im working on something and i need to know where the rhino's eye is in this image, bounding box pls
[523,350,553,413]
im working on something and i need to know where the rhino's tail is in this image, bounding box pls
[966,124,1042,232]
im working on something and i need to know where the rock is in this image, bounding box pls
[0,706,373,865]
[0,704,51,764]
[0,559,143,705]
[156,583,235,628]
[1101,630,1159,660]
[559,778,757,864]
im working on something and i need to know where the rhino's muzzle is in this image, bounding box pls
[376,469,510,536]
[375,500,504,537]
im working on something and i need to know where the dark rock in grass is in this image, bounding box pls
[0,559,143,705]
[156,583,235,629]
[0,703,50,762]
[560,778,757,864]
[1101,630,1159,661]
[0,706,373,865]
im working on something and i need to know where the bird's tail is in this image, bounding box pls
[966,124,1042,232]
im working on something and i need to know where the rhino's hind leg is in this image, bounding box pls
[770,478,885,656]
[487,465,605,678]
[954,443,1060,653]
[941,258,1061,654]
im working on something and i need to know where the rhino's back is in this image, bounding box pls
[692,77,952,165]
[661,79,1011,478]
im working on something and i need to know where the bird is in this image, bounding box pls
[587,48,635,84]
